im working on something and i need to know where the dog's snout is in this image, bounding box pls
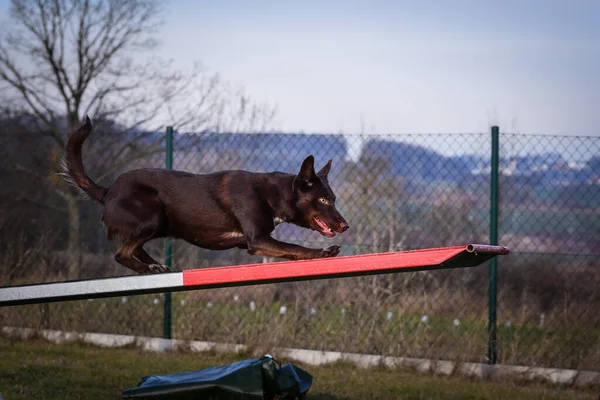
[339,220,349,233]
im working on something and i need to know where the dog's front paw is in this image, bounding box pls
[148,264,171,274]
[321,245,340,258]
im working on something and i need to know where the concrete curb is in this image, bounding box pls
[3,326,599,388]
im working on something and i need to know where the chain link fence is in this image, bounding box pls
[0,124,598,371]
[496,134,600,369]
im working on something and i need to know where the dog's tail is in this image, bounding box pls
[59,116,108,204]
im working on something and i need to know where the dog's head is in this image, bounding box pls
[292,155,349,238]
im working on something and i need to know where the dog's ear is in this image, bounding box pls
[298,155,316,181]
[317,159,332,180]
[294,155,317,190]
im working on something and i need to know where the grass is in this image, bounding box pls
[4,292,600,370]
[0,337,597,400]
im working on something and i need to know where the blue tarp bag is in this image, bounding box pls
[122,355,312,400]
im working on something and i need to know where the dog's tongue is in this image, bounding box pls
[315,217,335,237]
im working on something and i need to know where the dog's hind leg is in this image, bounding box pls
[114,242,170,274]
[112,215,168,274]
[133,247,160,265]
[133,247,170,272]
[114,244,152,274]
[104,192,170,274]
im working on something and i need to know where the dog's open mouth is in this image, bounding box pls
[314,216,336,238]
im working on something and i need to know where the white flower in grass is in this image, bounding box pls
[453,319,460,327]
[180,299,186,306]
[506,320,512,327]
[153,298,159,305]
[421,314,429,324]
[207,301,213,308]
[121,297,128,304]
[387,311,393,321]
[249,301,256,312]
[310,307,317,316]
[341,308,346,316]
[234,295,240,303]
[279,305,287,315]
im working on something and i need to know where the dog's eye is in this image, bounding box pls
[318,197,329,205]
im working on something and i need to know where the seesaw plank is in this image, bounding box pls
[0,244,508,307]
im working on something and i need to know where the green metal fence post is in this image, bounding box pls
[488,125,500,364]
[164,126,173,340]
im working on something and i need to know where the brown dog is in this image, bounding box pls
[61,117,349,274]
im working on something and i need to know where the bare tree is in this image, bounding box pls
[0,0,275,278]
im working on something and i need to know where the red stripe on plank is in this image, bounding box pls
[182,245,467,287]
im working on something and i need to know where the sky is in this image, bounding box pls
[1,0,599,138]
[152,0,600,137]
